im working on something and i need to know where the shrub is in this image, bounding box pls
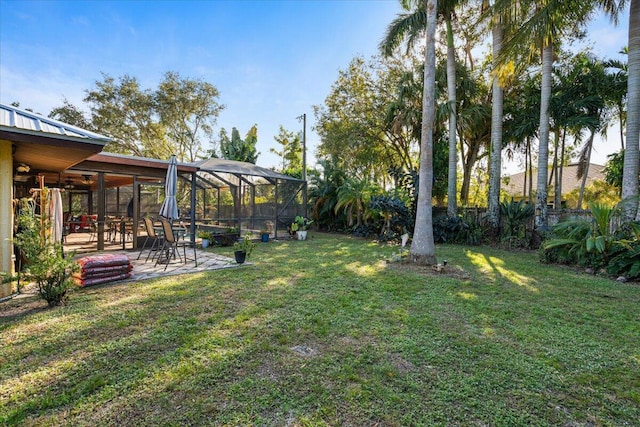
[433,215,482,245]
[368,195,412,242]
[14,199,79,307]
[540,202,639,272]
[499,199,534,248]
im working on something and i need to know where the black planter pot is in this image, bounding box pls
[234,250,247,264]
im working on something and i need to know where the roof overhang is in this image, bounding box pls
[3,129,107,173]
[1,103,111,173]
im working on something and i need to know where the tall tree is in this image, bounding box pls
[78,71,224,161]
[314,55,419,179]
[155,71,224,162]
[497,0,594,229]
[48,98,93,130]
[413,0,438,264]
[620,0,639,219]
[381,0,465,218]
[487,4,505,231]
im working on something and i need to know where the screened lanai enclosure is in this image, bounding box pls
[192,158,306,239]
[20,153,306,254]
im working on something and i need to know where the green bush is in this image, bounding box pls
[499,199,534,248]
[540,203,640,275]
[14,199,79,307]
[433,215,482,245]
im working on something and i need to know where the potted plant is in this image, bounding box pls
[197,230,213,248]
[233,233,256,264]
[291,215,313,240]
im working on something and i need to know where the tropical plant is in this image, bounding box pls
[291,216,313,232]
[432,213,483,245]
[541,202,625,269]
[14,200,79,307]
[606,221,640,279]
[334,178,379,229]
[368,194,412,241]
[217,125,259,164]
[197,230,213,240]
[499,199,534,247]
[308,160,345,231]
[233,233,256,257]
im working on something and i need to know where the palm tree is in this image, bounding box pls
[487,2,505,232]
[334,177,379,228]
[381,0,439,264]
[495,0,597,229]
[381,0,464,220]
[620,0,639,220]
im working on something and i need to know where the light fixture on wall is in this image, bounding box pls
[16,163,30,173]
[64,179,75,190]
[81,175,94,185]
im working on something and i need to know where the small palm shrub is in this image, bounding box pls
[540,202,636,272]
[499,199,534,248]
[433,215,482,245]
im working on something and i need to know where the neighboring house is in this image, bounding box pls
[502,163,606,208]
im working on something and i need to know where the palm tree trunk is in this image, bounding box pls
[446,16,458,218]
[535,43,553,230]
[523,138,529,200]
[553,131,561,209]
[411,0,438,265]
[558,129,566,208]
[528,140,533,204]
[577,131,594,209]
[488,17,504,231]
[622,0,640,220]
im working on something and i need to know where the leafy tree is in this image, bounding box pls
[48,98,93,130]
[53,71,224,162]
[270,125,302,175]
[155,71,224,162]
[218,125,259,164]
[604,149,624,194]
[314,55,420,180]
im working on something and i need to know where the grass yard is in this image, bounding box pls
[1,233,639,426]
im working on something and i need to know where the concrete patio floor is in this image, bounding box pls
[81,248,246,283]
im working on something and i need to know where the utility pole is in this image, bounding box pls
[297,113,308,217]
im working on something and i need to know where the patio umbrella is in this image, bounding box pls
[48,188,64,245]
[159,155,179,222]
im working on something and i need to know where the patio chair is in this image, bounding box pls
[137,217,163,262]
[154,218,198,271]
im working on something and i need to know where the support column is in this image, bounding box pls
[97,172,105,251]
[0,140,15,297]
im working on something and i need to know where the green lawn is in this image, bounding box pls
[1,233,639,426]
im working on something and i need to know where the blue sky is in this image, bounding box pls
[0,0,630,170]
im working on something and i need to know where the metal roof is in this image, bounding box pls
[0,103,111,142]
[195,158,303,182]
